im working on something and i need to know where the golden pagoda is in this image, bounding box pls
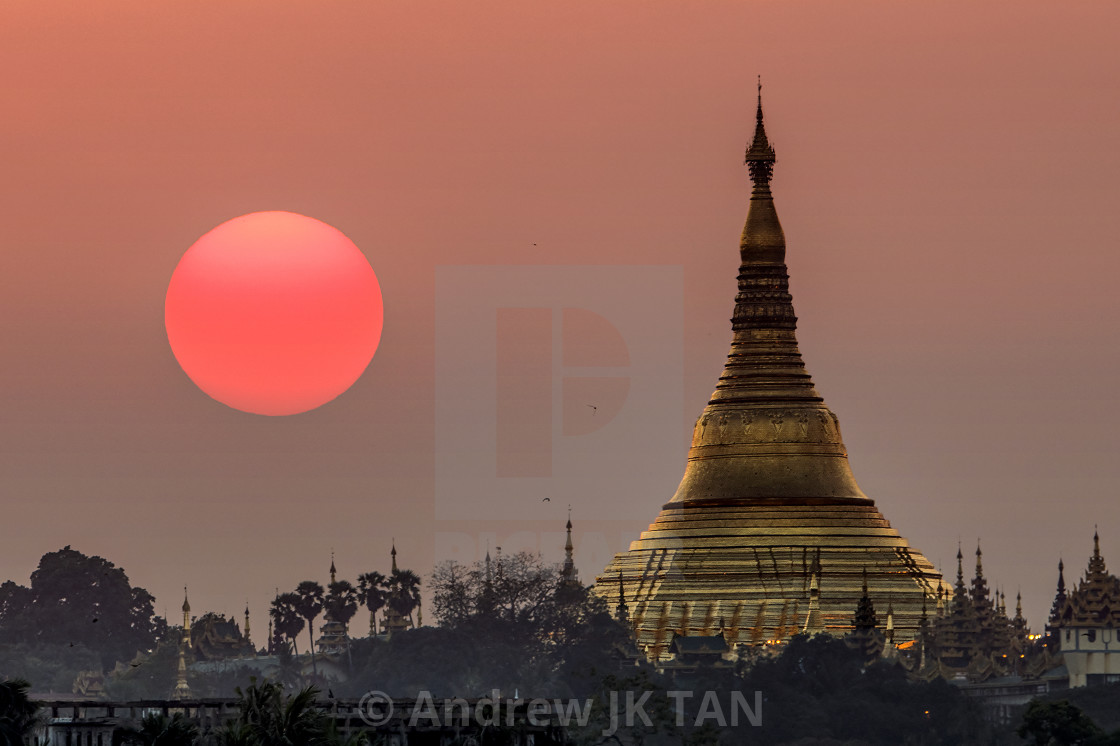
[595,85,946,654]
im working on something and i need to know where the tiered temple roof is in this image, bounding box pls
[1053,531,1120,629]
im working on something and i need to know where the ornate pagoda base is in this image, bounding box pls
[596,497,943,657]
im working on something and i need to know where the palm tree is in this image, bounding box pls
[386,569,422,626]
[294,581,325,676]
[275,646,304,691]
[325,580,360,668]
[221,677,351,746]
[270,593,305,656]
[0,679,39,745]
[356,572,387,636]
[119,712,199,746]
[324,581,359,631]
[274,684,331,745]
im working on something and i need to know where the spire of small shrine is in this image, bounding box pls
[616,569,630,625]
[853,568,879,631]
[803,548,823,635]
[1048,558,1067,625]
[1088,528,1107,577]
[561,507,578,586]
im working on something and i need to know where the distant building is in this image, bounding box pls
[802,541,1056,692]
[1050,531,1120,687]
[189,612,255,661]
[916,544,1032,679]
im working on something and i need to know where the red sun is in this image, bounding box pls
[165,211,383,416]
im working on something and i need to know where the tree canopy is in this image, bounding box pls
[0,678,39,744]
[0,547,166,670]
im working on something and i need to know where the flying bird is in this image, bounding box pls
[542,497,551,502]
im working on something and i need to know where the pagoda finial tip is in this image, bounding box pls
[744,81,776,185]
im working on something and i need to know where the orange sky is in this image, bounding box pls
[1,0,1118,630]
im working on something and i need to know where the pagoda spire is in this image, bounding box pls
[561,507,577,584]
[1088,528,1107,577]
[616,569,630,625]
[1048,558,1067,625]
[174,586,192,700]
[744,77,777,196]
[955,546,965,589]
[244,602,251,644]
[391,540,398,574]
[182,586,191,638]
[853,569,878,631]
[971,540,991,609]
[593,87,946,647]
[172,645,191,700]
[803,548,823,634]
[668,82,869,506]
[330,551,337,585]
[951,545,971,614]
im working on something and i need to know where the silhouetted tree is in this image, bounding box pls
[294,582,324,676]
[270,593,305,656]
[1019,699,1104,746]
[104,639,179,701]
[218,677,360,746]
[429,561,476,627]
[418,554,630,698]
[0,679,39,745]
[0,547,166,669]
[356,572,387,637]
[385,569,421,626]
[738,634,991,745]
[491,551,557,625]
[0,641,102,694]
[324,581,359,631]
[119,712,199,746]
[430,552,558,629]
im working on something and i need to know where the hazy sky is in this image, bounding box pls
[2,0,1118,631]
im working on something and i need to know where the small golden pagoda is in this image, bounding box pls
[595,85,946,654]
